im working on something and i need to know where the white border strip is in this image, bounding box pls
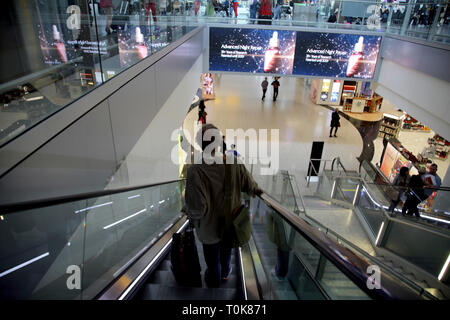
[438,254,450,281]
[375,221,385,246]
[118,220,189,300]
[239,247,248,300]
[0,252,49,278]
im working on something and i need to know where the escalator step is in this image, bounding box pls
[148,269,238,290]
[140,284,237,300]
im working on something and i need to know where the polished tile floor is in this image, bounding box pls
[183,74,364,192]
[182,74,373,249]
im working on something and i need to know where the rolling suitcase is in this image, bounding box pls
[170,222,202,287]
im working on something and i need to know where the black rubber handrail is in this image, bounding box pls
[258,192,424,300]
[0,178,186,214]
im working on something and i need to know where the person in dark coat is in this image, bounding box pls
[198,100,206,123]
[330,108,340,137]
[402,174,427,218]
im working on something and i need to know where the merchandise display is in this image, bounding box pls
[402,114,431,132]
[378,113,403,139]
[424,134,449,160]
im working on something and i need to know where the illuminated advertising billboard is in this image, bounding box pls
[209,28,297,74]
[209,27,382,79]
[381,143,418,183]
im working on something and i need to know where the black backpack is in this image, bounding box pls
[170,226,202,287]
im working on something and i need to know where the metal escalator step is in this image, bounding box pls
[157,260,171,271]
[141,284,237,300]
[276,290,298,300]
[415,280,429,288]
[148,268,238,290]
[139,284,162,300]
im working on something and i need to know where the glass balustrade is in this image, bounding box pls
[249,194,370,299]
[1,1,448,148]
[0,180,185,299]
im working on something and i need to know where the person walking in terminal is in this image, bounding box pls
[185,124,262,287]
[198,99,206,123]
[329,108,340,137]
[271,77,280,101]
[261,77,268,100]
[222,135,227,154]
[232,0,239,17]
[388,166,410,213]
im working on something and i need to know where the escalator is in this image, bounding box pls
[0,177,437,300]
[292,168,450,300]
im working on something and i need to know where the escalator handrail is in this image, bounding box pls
[331,156,347,173]
[0,178,186,214]
[258,192,423,300]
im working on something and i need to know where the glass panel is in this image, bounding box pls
[316,174,333,201]
[336,177,358,203]
[0,181,184,299]
[0,0,101,147]
[0,203,85,299]
[332,179,345,202]
[250,199,299,299]
[82,181,183,299]
[355,184,384,236]
[318,258,370,300]
[1,1,196,147]
[251,195,373,300]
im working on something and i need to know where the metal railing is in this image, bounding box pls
[258,191,424,299]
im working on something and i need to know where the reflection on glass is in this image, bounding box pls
[0,181,184,299]
[1,0,447,148]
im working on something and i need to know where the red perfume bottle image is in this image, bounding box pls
[52,25,67,63]
[346,36,364,77]
[135,27,148,60]
[264,31,281,73]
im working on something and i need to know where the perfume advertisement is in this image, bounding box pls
[118,26,151,68]
[209,28,382,79]
[381,143,418,182]
[202,73,215,100]
[37,22,72,65]
[209,27,297,74]
[293,32,382,79]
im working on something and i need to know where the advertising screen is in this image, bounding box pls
[209,27,382,79]
[202,73,215,100]
[380,143,417,183]
[293,32,381,79]
[209,28,297,74]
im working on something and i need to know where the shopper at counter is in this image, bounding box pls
[422,163,442,199]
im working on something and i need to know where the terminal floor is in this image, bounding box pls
[183,75,364,193]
